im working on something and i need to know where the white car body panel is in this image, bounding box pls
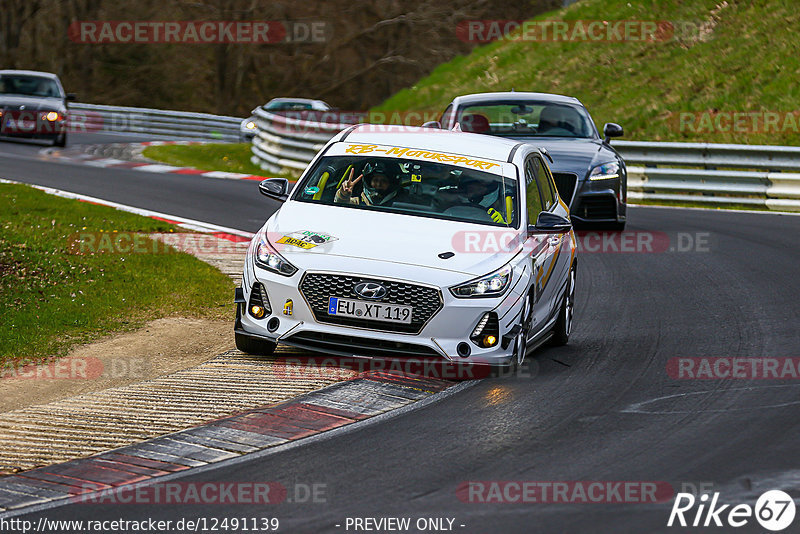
[236,125,575,368]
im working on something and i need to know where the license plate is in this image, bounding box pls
[327,297,413,324]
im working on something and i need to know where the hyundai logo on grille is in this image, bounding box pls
[353,282,387,300]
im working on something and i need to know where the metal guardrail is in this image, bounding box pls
[68,103,243,142]
[246,112,800,212]
[614,141,800,211]
[250,108,350,174]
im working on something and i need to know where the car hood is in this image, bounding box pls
[0,95,65,112]
[509,137,620,179]
[263,201,523,279]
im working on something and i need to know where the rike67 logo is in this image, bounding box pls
[668,490,796,531]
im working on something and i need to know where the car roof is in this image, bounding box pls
[267,97,329,108]
[452,91,582,106]
[0,70,61,80]
[339,124,524,163]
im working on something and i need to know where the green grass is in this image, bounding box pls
[0,183,233,367]
[376,0,800,146]
[142,143,269,176]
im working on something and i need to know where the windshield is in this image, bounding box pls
[0,75,62,98]
[458,101,597,139]
[265,101,318,111]
[293,155,518,228]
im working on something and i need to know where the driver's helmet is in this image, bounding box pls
[362,160,401,197]
[459,173,498,203]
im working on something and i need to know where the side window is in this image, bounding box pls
[525,159,544,225]
[532,156,556,210]
[542,160,560,206]
[440,104,454,128]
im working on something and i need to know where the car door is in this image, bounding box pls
[523,156,557,334]
[532,155,572,325]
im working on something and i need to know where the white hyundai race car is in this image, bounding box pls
[235,124,576,370]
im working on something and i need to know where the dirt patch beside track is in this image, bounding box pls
[0,317,232,413]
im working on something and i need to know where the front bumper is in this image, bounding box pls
[569,178,626,224]
[236,261,528,367]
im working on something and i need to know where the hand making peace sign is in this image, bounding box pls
[340,168,363,196]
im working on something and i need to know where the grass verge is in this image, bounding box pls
[142,142,287,177]
[376,0,800,146]
[0,183,233,367]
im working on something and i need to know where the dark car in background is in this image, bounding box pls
[0,70,75,147]
[430,92,627,229]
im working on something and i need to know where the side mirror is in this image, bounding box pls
[66,93,77,102]
[258,178,289,202]
[603,122,623,143]
[421,120,441,129]
[528,211,572,235]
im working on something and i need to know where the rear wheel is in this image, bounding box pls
[552,264,576,346]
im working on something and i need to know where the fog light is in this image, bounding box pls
[250,305,266,318]
[470,312,499,348]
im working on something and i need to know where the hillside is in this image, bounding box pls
[375,0,800,145]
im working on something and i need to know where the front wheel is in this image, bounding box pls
[551,264,576,346]
[235,332,277,355]
[53,132,67,147]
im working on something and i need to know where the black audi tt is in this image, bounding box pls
[0,70,74,147]
[428,92,627,229]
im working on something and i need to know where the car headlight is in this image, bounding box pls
[43,111,61,121]
[450,264,512,298]
[589,162,620,181]
[254,236,297,276]
[244,120,256,130]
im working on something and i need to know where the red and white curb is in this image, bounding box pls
[45,140,275,183]
[0,372,466,514]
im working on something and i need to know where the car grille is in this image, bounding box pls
[285,331,444,358]
[299,272,443,334]
[552,172,579,208]
[574,196,618,220]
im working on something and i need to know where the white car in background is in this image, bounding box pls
[235,125,577,370]
[240,97,332,141]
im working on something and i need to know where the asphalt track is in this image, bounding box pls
[3,134,800,533]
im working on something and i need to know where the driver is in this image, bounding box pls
[335,160,402,206]
[458,174,511,224]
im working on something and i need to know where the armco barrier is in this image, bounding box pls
[614,141,800,211]
[68,102,243,142]
[66,102,799,211]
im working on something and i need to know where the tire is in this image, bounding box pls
[494,293,533,377]
[235,331,277,355]
[552,264,576,346]
[53,132,66,147]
